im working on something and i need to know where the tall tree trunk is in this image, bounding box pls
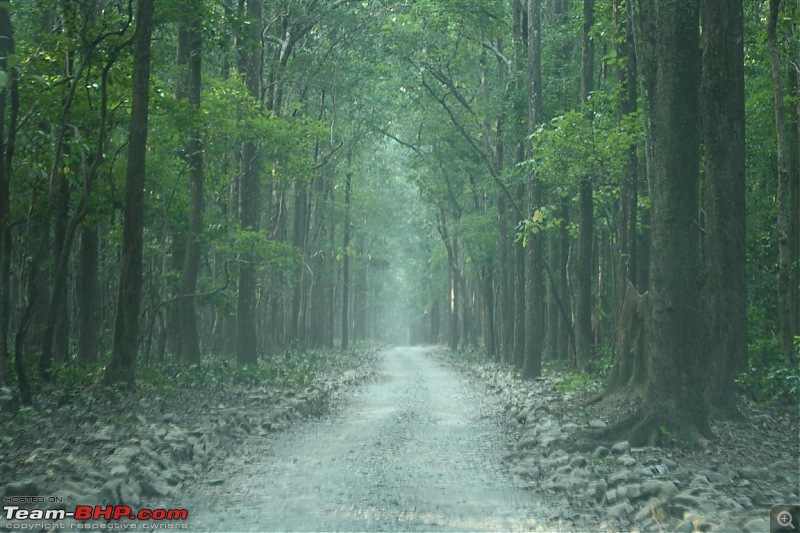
[480,267,496,359]
[437,209,460,352]
[496,41,512,362]
[78,225,101,362]
[524,0,545,379]
[291,179,309,345]
[575,0,595,373]
[545,226,559,362]
[512,0,526,369]
[341,172,352,350]
[326,177,336,348]
[557,198,572,361]
[0,5,14,382]
[701,0,746,416]
[610,0,711,445]
[792,28,800,340]
[629,0,655,292]
[354,237,368,341]
[768,0,797,365]
[498,194,513,362]
[177,5,204,366]
[103,0,155,387]
[611,0,640,381]
[237,0,262,366]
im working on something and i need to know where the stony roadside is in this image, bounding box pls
[442,352,800,532]
[0,347,380,525]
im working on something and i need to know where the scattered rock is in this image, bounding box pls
[592,446,609,459]
[93,426,115,442]
[109,466,130,479]
[454,356,799,533]
[705,470,732,487]
[611,441,631,455]
[741,517,769,531]
[593,479,607,503]
[3,480,38,497]
[139,478,172,498]
[607,501,634,518]
[616,453,637,466]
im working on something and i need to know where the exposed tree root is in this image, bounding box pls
[596,407,713,449]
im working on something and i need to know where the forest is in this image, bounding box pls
[0,0,798,450]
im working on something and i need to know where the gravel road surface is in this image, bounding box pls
[180,346,565,532]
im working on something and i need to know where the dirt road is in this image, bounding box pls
[179,347,566,531]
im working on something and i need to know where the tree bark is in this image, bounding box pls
[575,0,595,373]
[606,0,711,445]
[0,5,14,382]
[498,193,513,362]
[557,198,572,361]
[512,0,526,369]
[793,28,800,341]
[291,179,309,346]
[341,171,352,350]
[78,225,101,363]
[177,4,204,366]
[767,0,797,366]
[701,0,747,416]
[103,0,155,387]
[236,0,263,366]
[524,0,545,379]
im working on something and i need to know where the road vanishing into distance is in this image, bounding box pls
[179,347,564,532]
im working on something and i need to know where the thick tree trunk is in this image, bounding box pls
[177,8,204,366]
[523,0,545,379]
[512,0,526,369]
[575,0,595,373]
[0,6,14,382]
[103,0,155,387]
[606,0,711,446]
[236,0,263,366]
[789,33,800,335]
[546,218,561,362]
[701,0,746,416]
[613,0,639,308]
[790,30,800,343]
[513,221,526,367]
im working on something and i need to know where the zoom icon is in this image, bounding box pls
[772,504,800,532]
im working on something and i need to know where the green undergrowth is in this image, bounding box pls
[135,343,381,393]
[1,342,383,411]
[0,343,383,454]
[441,343,612,396]
[442,343,613,397]
[546,352,611,395]
[736,335,800,406]
[445,338,799,409]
